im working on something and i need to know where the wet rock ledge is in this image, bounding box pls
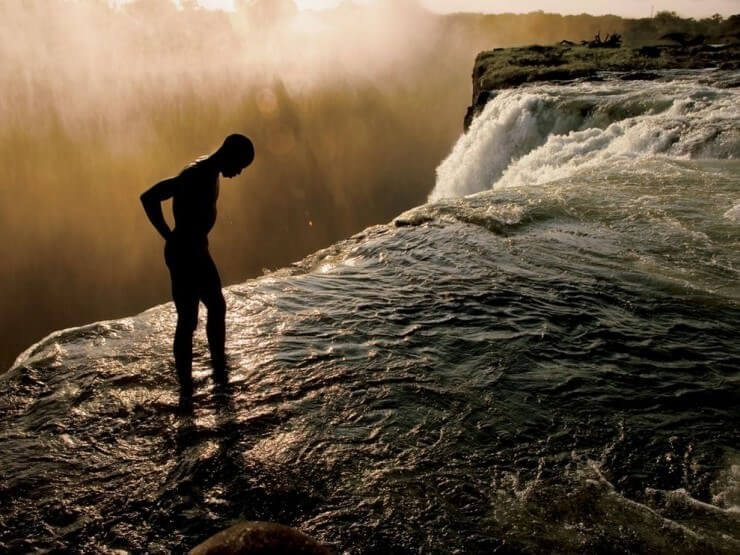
[465,43,740,129]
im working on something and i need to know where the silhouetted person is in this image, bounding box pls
[141,134,255,404]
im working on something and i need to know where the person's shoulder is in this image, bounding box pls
[179,156,219,184]
[179,155,209,175]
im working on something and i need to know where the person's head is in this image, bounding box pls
[217,133,255,178]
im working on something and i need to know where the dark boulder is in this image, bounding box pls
[189,522,331,555]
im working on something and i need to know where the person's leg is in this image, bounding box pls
[166,241,199,399]
[173,294,199,396]
[200,251,227,378]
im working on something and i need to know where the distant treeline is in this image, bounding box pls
[445,10,740,47]
[5,2,737,53]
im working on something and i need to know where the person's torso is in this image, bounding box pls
[172,158,220,241]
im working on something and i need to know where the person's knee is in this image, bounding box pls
[208,294,226,319]
[176,312,198,334]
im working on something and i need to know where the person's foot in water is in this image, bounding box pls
[213,367,229,388]
[212,353,229,385]
[177,391,194,414]
[177,374,194,414]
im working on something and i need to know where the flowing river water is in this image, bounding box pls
[1,70,739,553]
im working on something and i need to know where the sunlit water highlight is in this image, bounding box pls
[1,71,739,553]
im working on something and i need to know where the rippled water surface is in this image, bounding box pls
[1,74,739,553]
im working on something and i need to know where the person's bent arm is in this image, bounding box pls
[140,178,176,240]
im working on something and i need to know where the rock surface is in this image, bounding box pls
[190,522,330,555]
[464,43,740,129]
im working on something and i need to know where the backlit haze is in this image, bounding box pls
[1,0,737,371]
[199,0,739,18]
[0,0,465,371]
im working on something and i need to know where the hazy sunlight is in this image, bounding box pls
[198,0,355,11]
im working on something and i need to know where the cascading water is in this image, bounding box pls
[1,70,739,553]
[431,72,739,199]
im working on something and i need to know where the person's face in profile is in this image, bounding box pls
[221,143,254,178]
[222,158,251,178]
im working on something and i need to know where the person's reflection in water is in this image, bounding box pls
[212,380,239,472]
[172,381,248,543]
[141,134,255,410]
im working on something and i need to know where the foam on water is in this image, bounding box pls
[725,202,740,222]
[431,73,740,200]
[2,71,739,553]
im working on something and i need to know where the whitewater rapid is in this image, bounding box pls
[431,71,739,200]
[1,70,739,553]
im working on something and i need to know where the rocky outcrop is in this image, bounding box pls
[464,43,740,130]
[189,521,331,555]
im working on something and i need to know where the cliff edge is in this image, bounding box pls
[465,43,740,129]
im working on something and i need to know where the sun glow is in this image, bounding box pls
[196,0,356,10]
[195,0,233,9]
